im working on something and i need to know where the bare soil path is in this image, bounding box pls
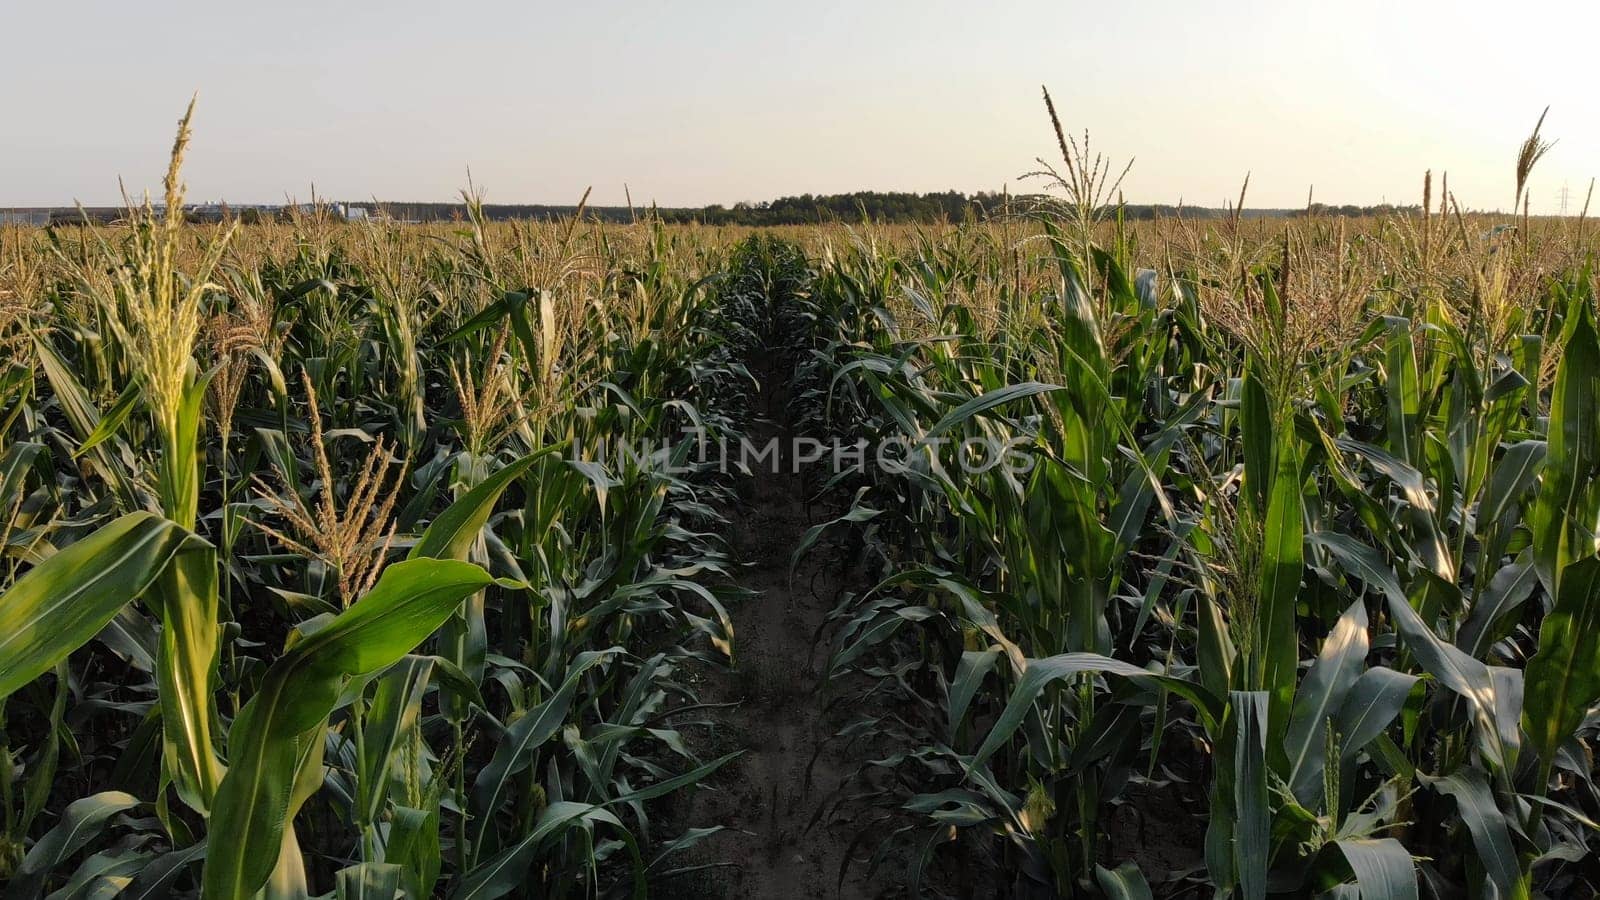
[664,353,883,899]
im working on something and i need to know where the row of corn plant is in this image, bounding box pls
[0,106,756,898]
[794,102,1600,897]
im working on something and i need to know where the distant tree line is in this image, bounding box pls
[1294,203,1423,219]
[24,195,1430,229]
[659,191,1010,225]
[350,194,1427,225]
[350,193,1011,225]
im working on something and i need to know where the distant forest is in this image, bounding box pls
[352,192,1421,225]
[19,192,1425,227]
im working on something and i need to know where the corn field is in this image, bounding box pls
[2,102,1600,899]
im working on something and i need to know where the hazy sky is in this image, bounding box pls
[3,0,1596,210]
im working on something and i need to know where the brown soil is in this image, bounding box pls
[660,356,886,899]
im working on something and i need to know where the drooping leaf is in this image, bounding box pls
[203,558,492,900]
[4,792,140,900]
[334,863,403,900]
[120,841,207,900]
[1094,860,1154,900]
[409,448,560,562]
[1336,838,1417,900]
[1459,556,1538,660]
[1421,769,1526,900]
[0,513,191,701]
[966,653,1218,775]
[922,381,1063,440]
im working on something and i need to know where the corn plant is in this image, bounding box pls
[797,106,1600,897]
[0,110,750,899]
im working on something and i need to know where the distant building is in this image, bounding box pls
[0,202,373,227]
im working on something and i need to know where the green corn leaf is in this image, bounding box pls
[1240,370,1272,515]
[71,380,141,460]
[50,847,156,900]
[1197,585,1235,703]
[827,605,936,677]
[1286,600,1368,805]
[468,648,620,860]
[1259,429,1304,744]
[1309,532,1404,606]
[1459,555,1539,660]
[1522,555,1600,777]
[1420,769,1526,900]
[152,543,226,815]
[1094,861,1154,900]
[34,851,141,897]
[409,448,560,562]
[789,489,882,585]
[18,663,68,843]
[335,863,403,900]
[1383,574,1518,771]
[120,841,207,900]
[965,653,1218,775]
[1311,527,1504,767]
[450,803,623,900]
[1336,438,1453,582]
[646,826,729,872]
[33,337,141,509]
[0,512,191,701]
[1231,691,1271,900]
[0,441,45,510]
[1479,441,1546,529]
[1335,838,1417,900]
[1382,316,1422,466]
[202,558,492,900]
[4,791,140,900]
[946,649,1002,742]
[921,381,1063,440]
[1334,667,1419,766]
[438,293,514,344]
[452,752,739,900]
[1529,288,1600,596]
[384,806,441,899]
[411,448,555,724]
[357,656,435,830]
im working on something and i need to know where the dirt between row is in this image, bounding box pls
[662,346,871,899]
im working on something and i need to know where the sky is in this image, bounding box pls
[2,0,1597,211]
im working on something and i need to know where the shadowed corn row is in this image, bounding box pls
[797,127,1600,897]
